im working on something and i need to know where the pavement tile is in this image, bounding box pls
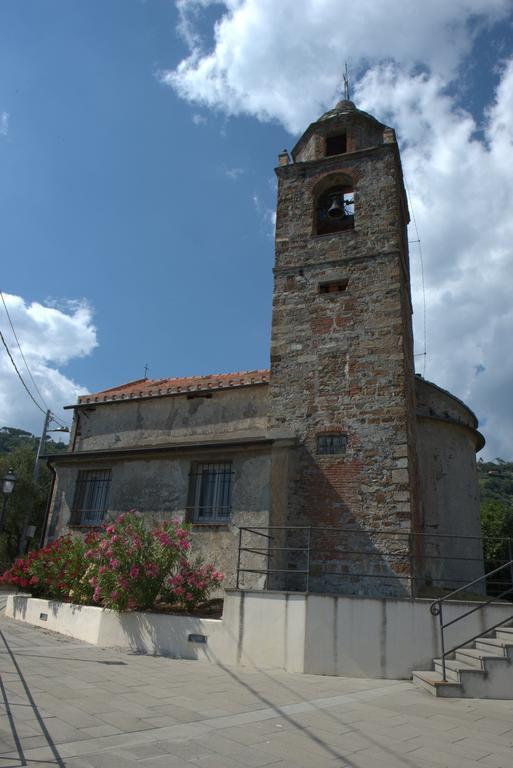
[79,723,124,737]
[74,750,140,767]
[140,715,181,728]
[347,748,441,768]
[478,755,513,768]
[194,733,284,766]
[3,610,513,768]
[473,717,513,736]
[92,711,158,732]
[406,745,484,766]
[138,756,202,767]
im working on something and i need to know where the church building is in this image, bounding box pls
[45,100,484,598]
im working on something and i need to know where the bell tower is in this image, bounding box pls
[269,100,419,597]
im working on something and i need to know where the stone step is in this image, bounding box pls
[433,658,485,683]
[495,626,513,641]
[411,670,463,697]
[456,646,505,669]
[476,637,513,656]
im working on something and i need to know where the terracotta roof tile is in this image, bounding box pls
[77,370,270,405]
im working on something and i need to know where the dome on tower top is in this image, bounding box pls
[290,98,393,163]
[318,99,381,125]
[319,99,358,121]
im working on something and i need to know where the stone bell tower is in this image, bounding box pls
[269,100,419,596]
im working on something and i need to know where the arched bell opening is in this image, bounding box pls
[316,186,354,235]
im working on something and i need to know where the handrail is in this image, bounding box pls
[430,559,513,681]
[236,525,513,595]
[237,525,513,542]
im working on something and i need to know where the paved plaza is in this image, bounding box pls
[0,604,513,767]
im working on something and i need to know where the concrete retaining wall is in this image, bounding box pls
[7,590,513,680]
[5,595,232,663]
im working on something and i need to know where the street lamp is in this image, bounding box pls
[0,467,16,533]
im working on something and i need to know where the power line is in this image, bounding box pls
[0,328,47,416]
[0,291,67,429]
[0,291,51,412]
[404,177,427,378]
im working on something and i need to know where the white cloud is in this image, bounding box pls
[354,62,513,459]
[192,112,207,125]
[0,294,97,435]
[224,166,244,179]
[0,112,9,136]
[252,192,276,237]
[162,0,513,459]
[164,0,511,133]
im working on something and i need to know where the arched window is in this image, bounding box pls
[316,186,354,235]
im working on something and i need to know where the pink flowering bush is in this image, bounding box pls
[161,558,224,611]
[0,512,223,612]
[0,535,86,601]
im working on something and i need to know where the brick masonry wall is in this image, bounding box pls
[270,108,419,597]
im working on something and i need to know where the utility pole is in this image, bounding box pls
[33,409,52,483]
[17,411,69,555]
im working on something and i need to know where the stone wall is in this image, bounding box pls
[270,105,419,596]
[293,104,389,163]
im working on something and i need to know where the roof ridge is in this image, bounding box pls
[96,377,149,394]
[76,369,271,405]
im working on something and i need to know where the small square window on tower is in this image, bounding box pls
[326,133,347,156]
[317,434,348,455]
[319,278,349,294]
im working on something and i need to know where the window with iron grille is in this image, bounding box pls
[188,462,233,523]
[317,434,348,455]
[70,469,111,526]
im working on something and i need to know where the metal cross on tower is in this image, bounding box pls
[343,62,350,101]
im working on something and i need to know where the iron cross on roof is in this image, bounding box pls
[343,61,350,101]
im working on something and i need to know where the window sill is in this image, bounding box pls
[313,228,355,239]
[69,523,104,530]
[190,522,231,529]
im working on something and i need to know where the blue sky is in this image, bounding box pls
[1,0,282,387]
[1,0,513,459]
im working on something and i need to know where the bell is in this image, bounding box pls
[327,196,345,219]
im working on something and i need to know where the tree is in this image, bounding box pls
[480,497,513,562]
[478,460,513,596]
[0,446,53,565]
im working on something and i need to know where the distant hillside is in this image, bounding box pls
[0,426,68,457]
[478,458,513,507]
[478,458,513,562]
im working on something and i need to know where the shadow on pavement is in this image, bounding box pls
[0,630,65,767]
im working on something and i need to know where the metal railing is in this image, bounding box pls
[430,560,513,681]
[235,526,513,596]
